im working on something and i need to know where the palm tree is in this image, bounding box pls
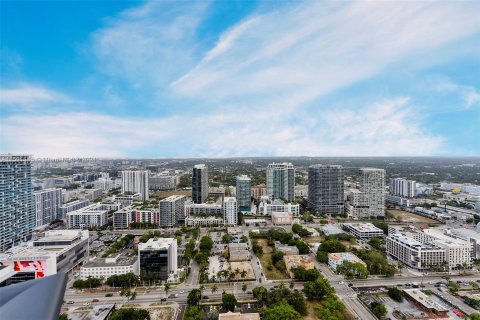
[164,283,171,297]
[199,285,205,296]
[240,270,247,281]
[211,284,218,295]
[211,275,216,283]
[279,281,285,289]
[289,279,295,289]
[242,284,247,293]
[235,268,241,278]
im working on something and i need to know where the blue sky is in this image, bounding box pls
[1,0,479,157]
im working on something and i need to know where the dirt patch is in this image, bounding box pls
[230,261,255,280]
[149,307,173,320]
[387,210,438,223]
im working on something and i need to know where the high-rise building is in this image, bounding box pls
[223,197,238,226]
[34,188,63,228]
[236,175,251,213]
[192,164,208,204]
[266,163,295,201]
[121,170,149,201]
[138,238,177,280]
[359,168,385,217]
[390,178,416,198]
[307,164,344,215]
[0,155,35,252]
[159,195,186,227]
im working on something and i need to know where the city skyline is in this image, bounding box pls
[1,1,479,157]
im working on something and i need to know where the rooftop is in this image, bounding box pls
[82,254,137,268]
[403,289,448,312]
[344,223,383,233]
[218,312,260,320]
[138,238,176,251]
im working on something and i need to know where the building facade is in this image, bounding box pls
[159,195,187,227]
[59,199,91,220]
[34,188,62,228]
[236,175,251,213]
[390,178,416,198]
[307,164,344,215]
[266,163,295,201]
[192,164,208,204]
[0,155,35,252]
[80,254,138,280]
[138,238,177,281]
[223,197,238,226]
[0,230,89,283]
[355,168,385,218]
[121,170,149,201]
[259,201,300,216]
[66,204,108,229]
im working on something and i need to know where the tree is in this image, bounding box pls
[303,275,335,300]
[58,314,69,320]
[261,301,301,320]
[184,306,204,320]
[199,235,213,252]
[370,302,387,318]
[222,292,237,312]
[296,241,310,254]
[368,237,383,251]
[211,284,218,294]
[253,286,268,302]
[336,261,369,279]
[240,269,247,281]
[316,250,329,263]
[319,239,346,253]
[110,308,150,320]
[288,291,308,316]
[470,313,480,320]
[293,267,321,281]
[242,283,247,293]
[164,283,171,296]
[199,285,205,296]
[387,287,403,302]
[187,289,202,306]
[130,291,137,300]
[289,279,295,289]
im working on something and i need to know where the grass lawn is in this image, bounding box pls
[303,299,354,320]
[387,209,438,223]
[257,239,289,280]
[303,236,324,243]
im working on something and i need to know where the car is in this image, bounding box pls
[273,285,279,289]
[66,301,75,305]
[105,293,113,297]
[339,281,345,285]
[348,283,353,287]
[168,294,178,298]
[203,296,209,299]
[247,291,252,294]
[83,302,90,306]
[179,290,185,294]
[92,299,99,303]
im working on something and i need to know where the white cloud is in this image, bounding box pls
[172,1,480,106]
[0,98,442,157]
[91,1,210,87]
[429,77,480,110]
[0,84,71,107]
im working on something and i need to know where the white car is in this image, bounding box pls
[83,302,90,306]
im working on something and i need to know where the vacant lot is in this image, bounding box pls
[257,239,289,280]
[230,261,255,280]
[387,209,438,223]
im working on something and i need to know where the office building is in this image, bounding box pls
[66,204,108,229]
[185,216,224,227]
[343,223,384,240]
[266,163,295,201]
[0,230,89,283]
[223,197,238,226]
[236,175,251,213]
[184,201,223,216]
[34,188,62,228]
[251,184,267,199]
[0,155,35,252]
[192,164,208,204]
[390,178,416,198]
[138,238,177,280]
[271,212,294,225]
[159,195,186,227]
[80,254,138,280]
[307,165,344,215]
[113,207,159,229]
[121,170,149,201]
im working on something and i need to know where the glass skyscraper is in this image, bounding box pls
[307,164,344,216]
[236,175,251,213]
[266,163,295,201]
[0,155,35,252]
